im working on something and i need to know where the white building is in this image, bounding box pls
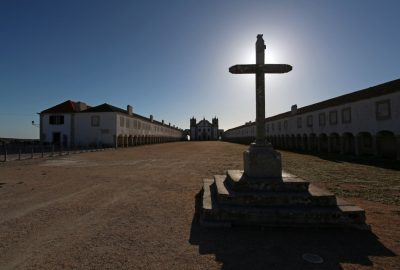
[40,100,183,147]
[223,79,400,160]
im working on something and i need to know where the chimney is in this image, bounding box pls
[162,120,164,125]
[76,102,87,111]
[150,115,153,122]
[127,105,133,115]
[291,104,297,115]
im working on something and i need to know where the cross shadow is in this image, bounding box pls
[189,192,396,270]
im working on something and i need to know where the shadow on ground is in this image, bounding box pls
[189,193,396,270]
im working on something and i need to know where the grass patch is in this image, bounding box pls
[280,150,400,205]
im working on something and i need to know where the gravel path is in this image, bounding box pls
[0,141,398,269]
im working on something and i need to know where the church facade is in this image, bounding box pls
[223,79,400,160]
[190,117,222,140]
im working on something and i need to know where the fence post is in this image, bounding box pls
[41,145,44,158]
[31,146,34,159]
[18,148,21,161]
[3,144,7,162]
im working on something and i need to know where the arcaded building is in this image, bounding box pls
[223,79,400,160]
[40,100,183,147]
[190,117,223,141]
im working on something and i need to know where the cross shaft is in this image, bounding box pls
[229,34,292,145]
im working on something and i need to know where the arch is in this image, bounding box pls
[290,134,296,150]
[329,133,340,153]
[302,134,308,152]
[280,135,285,149]
[117,134,124,147]
[319,133,328,153]
[296,134,302,151]
[138,135,143,145]
[284,135,290,150]
[376,130,396,159]
[356,132,373,156]
[270,136,275,147]
[309,133,317,152]
[275,135,280,148]
[132,135,137,146]
[128,135,133,147]
[342,132,355,155]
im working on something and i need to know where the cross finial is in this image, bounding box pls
[256,34,266,51]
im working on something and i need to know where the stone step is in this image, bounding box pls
[201,179,368,229]
[213,175,337,207]
[226,170,310,192]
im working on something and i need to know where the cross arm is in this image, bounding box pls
[229,64,292,74]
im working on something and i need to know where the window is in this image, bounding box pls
[306,115,313,127]
[126,119,130,128]
[284,120,288,130]
[91,115,100,127]
[342,108,351,124]
[49,115,64,125]
[120,116,124,127]
[329,111,337,125]
[376,100,391,120]
[319,113,326,126]
[278,121,281,131]
[297,117,302,128]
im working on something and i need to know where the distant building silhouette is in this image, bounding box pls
[190,117,223,141]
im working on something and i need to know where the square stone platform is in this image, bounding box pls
[200,170,369,229]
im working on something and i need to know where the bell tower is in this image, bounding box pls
[190,117,197,141]
[190,117,196,127]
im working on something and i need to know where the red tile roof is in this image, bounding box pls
[41,100,80,114]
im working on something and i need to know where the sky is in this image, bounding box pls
[0,0,399,139]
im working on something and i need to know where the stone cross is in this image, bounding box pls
[229,34,292,145]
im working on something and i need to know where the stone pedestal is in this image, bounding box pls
[243,143,282,178]
[200,169,368,229]
[199,142,369,229]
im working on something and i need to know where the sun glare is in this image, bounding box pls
[240,47,279,64]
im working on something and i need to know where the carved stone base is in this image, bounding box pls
[243,143,282,178]
[199,170,369,229]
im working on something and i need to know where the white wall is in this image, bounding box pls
[116,114,182,138]
[74,112,117,146]
[225,91,400,138]
[41,114,72,146]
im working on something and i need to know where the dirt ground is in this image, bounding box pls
[0,141,399,270]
